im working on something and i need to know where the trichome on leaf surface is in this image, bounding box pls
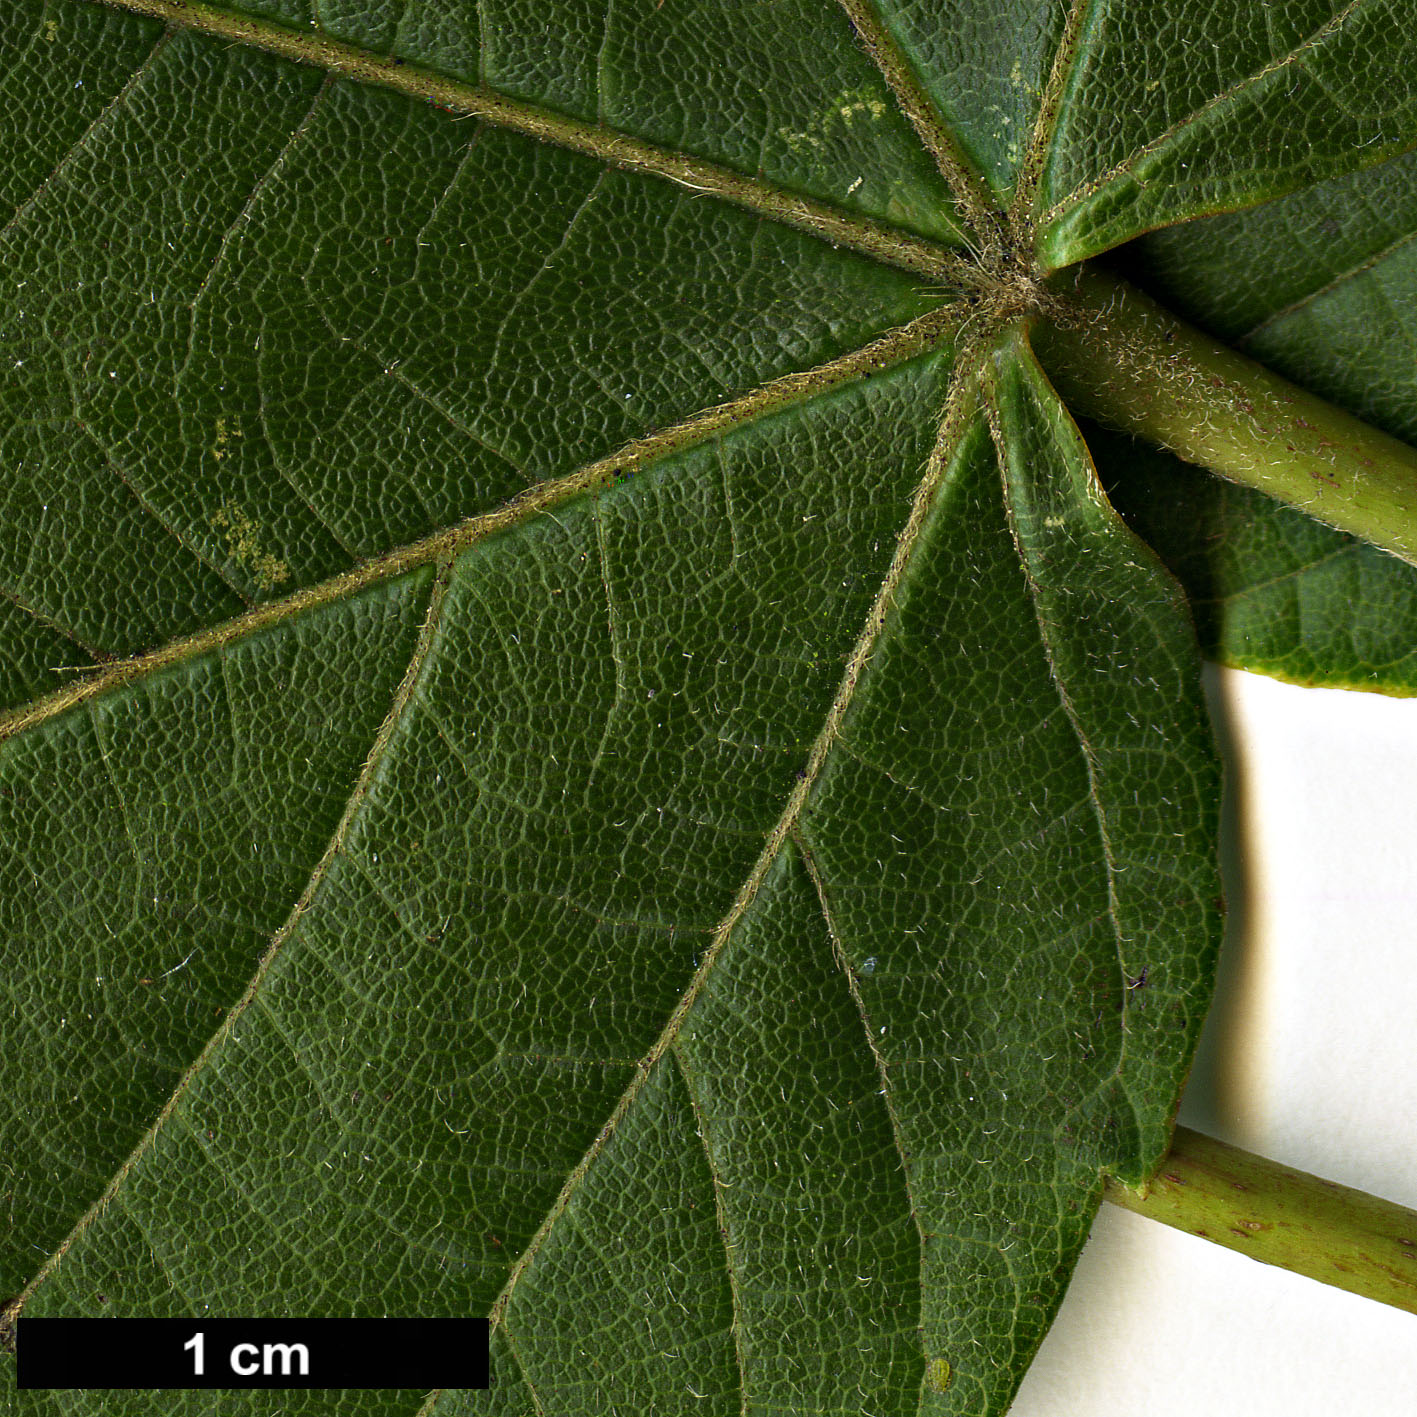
[3,0,1417,1412]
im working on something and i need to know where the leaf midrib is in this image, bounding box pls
[482,354,985,1381]
[0,303,963,747]
[1010,0,1092,232]
[76,0,971,286]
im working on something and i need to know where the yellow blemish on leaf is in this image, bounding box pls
[775,125,824,154]
[43,19,59,40]
[837,92,886,126]
[777,87,887,154]
[210,414,243,463]
[925,1357,954,1393]
[1008,59,1040,97]
[210,501,289,592]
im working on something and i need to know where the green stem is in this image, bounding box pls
[1032,265,1417,568]
[1104,1126,1417,1316]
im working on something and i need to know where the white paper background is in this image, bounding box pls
[1010,665,1417,1415]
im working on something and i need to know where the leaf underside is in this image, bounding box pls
[3,1,1416,1414]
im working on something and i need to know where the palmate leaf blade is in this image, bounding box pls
[1092,149,1417,693]
[498,337,1220,1416]
[1,331,1220,1417]
[0,0,941,713]
[3,356,950,1412]
[0,0,1247,1413]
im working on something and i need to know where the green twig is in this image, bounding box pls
[1031,265,1417,568]
[1104,1126,1417,1316]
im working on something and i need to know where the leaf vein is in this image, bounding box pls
[982,350,1143,1145]
[670,1043,749,1417]
[1009,0,1095,229]
[0,578,105,662]
[498,1325,549,1417]
[85,0,969,283]
[485,351,978,1346]
[182,76,332,333]
[1240,224,1417,344]
[1041,0,1368,227]
[0,564,453,1324]
[485,172,611,387]
[304,306,529,487]
[73,422,256,606]
[0,306,962,747]
[0,27,171,242]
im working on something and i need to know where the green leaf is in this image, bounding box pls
[1032,0,1417,266]
[2,0,1415,1413]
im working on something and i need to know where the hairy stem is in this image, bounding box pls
[1032,265,1417,568]
[1104,1126,1417,1315]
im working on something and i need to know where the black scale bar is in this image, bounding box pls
[16,1317,490,1390]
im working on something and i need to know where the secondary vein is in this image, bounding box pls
[1238,223,1417,346]
[0,27,171,244]
[482,347,984,1355]
[1041,0,1369,226]
[670,1043,751,1417]
[795,832,931,1251]
[0,564,453,1329]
